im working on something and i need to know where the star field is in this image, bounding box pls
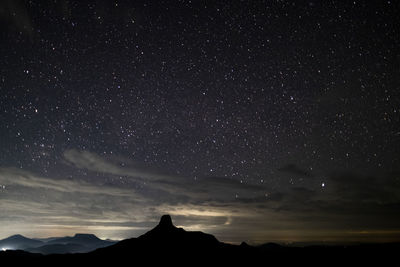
[0,0,400,243]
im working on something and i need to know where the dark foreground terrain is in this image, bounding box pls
[0,215,398,266]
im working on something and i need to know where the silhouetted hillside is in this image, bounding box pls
[92,214,227,260]
[27,243,86,255]
[0,215,398,266]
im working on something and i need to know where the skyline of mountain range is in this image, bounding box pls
[0,214,398,267]
[0,233,115,254]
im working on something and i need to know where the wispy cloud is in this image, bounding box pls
[63,149,269,203]
[278,163,314,178]
[0,167,137,197]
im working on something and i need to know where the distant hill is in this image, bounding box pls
[43,233,114,252]
[0,234,43,250]
[0,233,115,255]
[46,233,103,245]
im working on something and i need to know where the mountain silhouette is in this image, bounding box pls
[0,215,398,265]
[0,233,115,255]
[87,215,400,265]
[138,214,219,247]
[0,234,43,250]
[95,214,223,260]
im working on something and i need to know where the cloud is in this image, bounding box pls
[260,171,400,232]
[64,149,147,178]
[0,167,137,197]
[62,150,400,233]
[0,166,154,239]
[0,152,271,240]
[2,150,400,243]
[63,149,269,204]
[328,171,400,204]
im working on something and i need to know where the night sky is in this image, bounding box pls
[1,0,400,244]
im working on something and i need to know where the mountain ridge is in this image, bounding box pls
[0,233,115,254]
[0,215,398,265]
[0,234,43,250]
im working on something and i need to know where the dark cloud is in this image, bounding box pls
[278,164,314,178]
[258,171,400,231]
[328,171,400,204]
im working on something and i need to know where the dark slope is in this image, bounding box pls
[26,243,86,255]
